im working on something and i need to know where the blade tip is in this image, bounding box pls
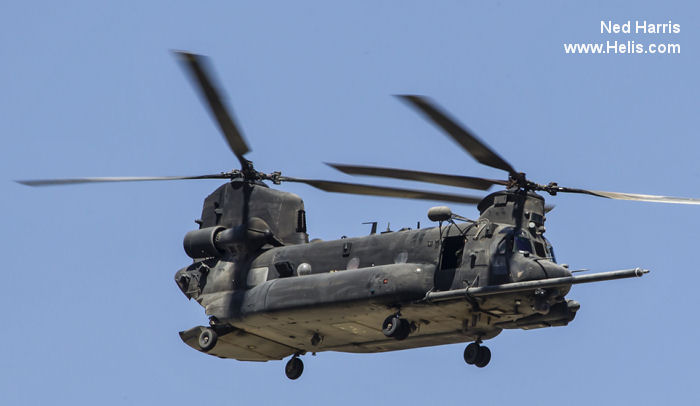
[394,94,424,102]
[170,49,190,60]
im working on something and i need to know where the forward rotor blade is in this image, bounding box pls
[558,187,700,205]
[16,174,230,187]
[174,51,250,167]
[397,95,517,176]
[280,177,484,205]
[326,162,507,191]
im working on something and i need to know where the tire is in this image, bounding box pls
[198,328,218,352]
[285,357,304,380]
[475,346,491,368]
[394,319,410,341]
[382,315,401,338]
[463,343,480,364]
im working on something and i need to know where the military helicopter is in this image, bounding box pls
[18,52,700,380]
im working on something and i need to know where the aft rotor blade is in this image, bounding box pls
[174,51,251,167]
[557,187,700,205]
[280,177,484,205]
[16,174,230,187]
[326,162,507,191]
[397,95,517,176]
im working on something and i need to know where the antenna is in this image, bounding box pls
[362,221,378,235]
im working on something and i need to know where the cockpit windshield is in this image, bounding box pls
[533,240,546,257]
[499,229,556,262]
[514,235,532,254]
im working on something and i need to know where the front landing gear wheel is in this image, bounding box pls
[475,346,491,368]
[285,357,304,380]
[464,342,491,368]
[463,342,480,364]
[198,328,218,352]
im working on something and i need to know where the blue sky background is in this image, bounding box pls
[2,1,699,404]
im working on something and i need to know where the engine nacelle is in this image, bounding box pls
[183,217,278,259]
[183,226,226,259]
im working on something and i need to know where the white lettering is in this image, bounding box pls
[601,20,631,34]
[621,20,631,33]
[636,20,648,34]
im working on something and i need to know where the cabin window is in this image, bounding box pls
[274,261,294,277]
[296,210,307,233]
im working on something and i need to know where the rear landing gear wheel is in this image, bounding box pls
[463,342,491,368]
[285,356,304,380]
[382,315,410,340]
[198,328,218,352]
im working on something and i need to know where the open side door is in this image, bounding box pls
[435,235,465,291]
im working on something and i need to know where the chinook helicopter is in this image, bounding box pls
[18,52,700,380]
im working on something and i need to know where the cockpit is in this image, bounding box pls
[497,229,556,263]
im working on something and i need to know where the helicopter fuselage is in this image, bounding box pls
[175,187,577,361]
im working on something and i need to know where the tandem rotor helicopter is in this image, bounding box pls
[19,52,700,380]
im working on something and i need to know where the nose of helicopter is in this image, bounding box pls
[539,260,572,279]
[174,266,193,298]
[510,254,571,283]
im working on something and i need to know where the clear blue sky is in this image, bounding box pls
[2,1,699,405]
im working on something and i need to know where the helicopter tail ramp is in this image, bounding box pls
[179,326,295,361]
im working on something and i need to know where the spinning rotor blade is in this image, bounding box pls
[394,95,700,206]
[555,187,700,205]
[16,174,230,187]
[174,51,251,168]
[327,162,507,191]
[279,177,484,205]
[397,95,517,176]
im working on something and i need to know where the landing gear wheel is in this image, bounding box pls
[394,319,410,340]
[463,342,480,364]
[382,315,401,337]
[382,315,410,340]
[285,357,304,380]
[475,346,491,368]
[198,328,218,352]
